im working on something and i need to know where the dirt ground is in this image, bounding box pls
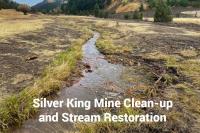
[0,16,83,99]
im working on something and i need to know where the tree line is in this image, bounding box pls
[61,0,111,16]
[0,0,18,10]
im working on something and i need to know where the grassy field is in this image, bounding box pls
[77,17,200,133]
[0,9,200,132]
[0,11,92,131]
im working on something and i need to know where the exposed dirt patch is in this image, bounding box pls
[0,18,82,98]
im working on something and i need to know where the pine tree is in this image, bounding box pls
[154,0,173,22]
[139,3,144,12]
[179,0,189,7]
[148,0,156,8]
[133,11,143,20]
[94,4,100,17]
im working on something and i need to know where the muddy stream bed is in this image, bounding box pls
[13,32,132,133]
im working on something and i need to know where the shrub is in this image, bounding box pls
[139,3,144,12]
[98,10,109,18]
[94,4,100,17]
[133,11,143,20]
[17,4,30,15]
[124,14,130,19]
[154,0,173,22]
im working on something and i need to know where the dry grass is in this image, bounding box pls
[173,18,200,25]
[116,2,140,13]
[179,49,198,57]
[0,19,49,37]
[180,59,200,86]
[144,17,200,25]
[0,10,49,37]
[0,19,92,130]
[97,39,132,54]
[145,51,200,86]
[0,9,30,19]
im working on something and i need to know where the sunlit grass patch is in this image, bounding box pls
[96,29,133,54]
[179,49,198,57]
[143,17,200,25]
[0,9,30,20]
[173,18,200,25]
[97,39,132,54]
[144,52,178,68]
[0,19,49,37]
[145,52,200,86]
[180,59,200,86]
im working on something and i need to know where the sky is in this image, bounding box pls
[15,0,43,6]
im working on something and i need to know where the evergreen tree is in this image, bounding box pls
[167,0,178,6]
[0,0,18,9]
[124,13,130,20]
[94,4,100,17]
[154,0,173,22]
[179,0,189,7]
[61,0,112,15]
[133,11,143,20]
[147,0,156,8]
[139,3,144,12]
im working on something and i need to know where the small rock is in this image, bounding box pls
[25,55,38,61]
[84,63,91,69]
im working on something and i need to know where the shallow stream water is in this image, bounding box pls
[13,32,130,133]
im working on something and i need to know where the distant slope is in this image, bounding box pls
[32,0,62,12]
[107,0,146,13]
[107,0,199,13]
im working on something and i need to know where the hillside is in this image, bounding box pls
[107,0,146,13]
[32,0,64,13]
[107,0,200,13]
[31,0,200,15]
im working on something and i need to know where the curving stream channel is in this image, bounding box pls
[13,32,131,133]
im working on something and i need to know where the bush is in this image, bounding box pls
[139,3,144,12]
[154,0,173,22]
[17,4,30,15]
[133,11,143,20]
[98,10,109,18]
[124,14,130,19]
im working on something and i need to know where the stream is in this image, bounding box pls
[13,32,131,133]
